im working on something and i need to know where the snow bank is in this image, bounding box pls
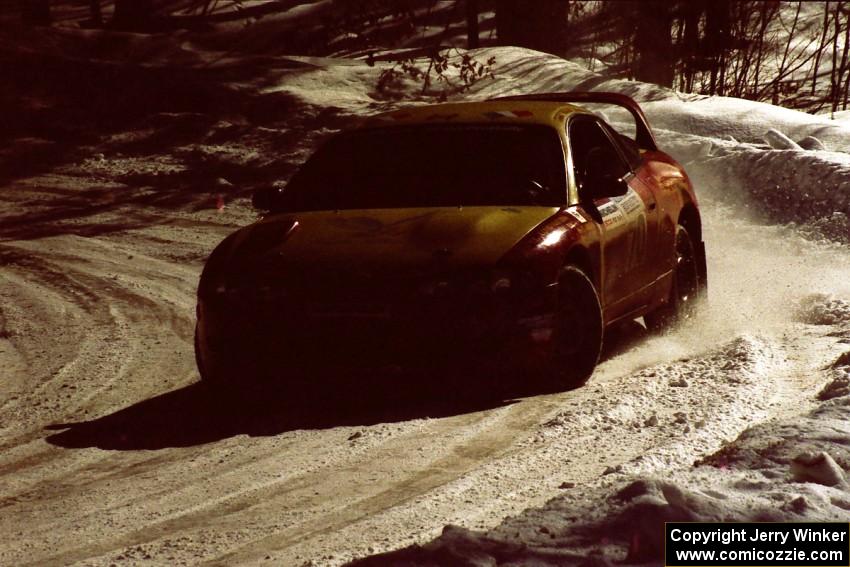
[797,294,850,327]
[831,110,850,124]
[351,343,850,567]
[11,27,850,153]
[641,96,850,154]
[651,126,850,243]
[456,47,850,154]
[686,148,850,242]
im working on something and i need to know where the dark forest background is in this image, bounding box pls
[8,0,850,113]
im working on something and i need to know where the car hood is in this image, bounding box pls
[219,206,560,274]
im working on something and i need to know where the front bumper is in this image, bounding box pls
[195,283,557,382]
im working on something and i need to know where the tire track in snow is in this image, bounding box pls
[240,330,840,566]
[15,399,560,567]
[1,155,849,567]
[0,239,194,450]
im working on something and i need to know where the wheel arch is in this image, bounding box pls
[677,202,708,295]
[562,244,597,291]
[678,202,702,243]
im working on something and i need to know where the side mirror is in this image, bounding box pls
[252,186,278,211]
[580,146,629,200]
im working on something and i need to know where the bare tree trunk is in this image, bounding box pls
[706,0,730,95]
[682,2,701,92]
[751,2,774,97]
[674,8,685,91]
[844,59,850,109]
[20,0,50,25]
[840,2,850,110]
[831,2,850,113]
[466,0,480,49]
[709,65,718,95]
[634,0,674,86]
[495,0,569,55]
[733,53,746,97]
[831,2,841,113]
[777,4,801,82]
[732,25,752,97]
[812,1,831,96]
[494,0,519,46]
[112,0,154,30]
[588,27,597,71]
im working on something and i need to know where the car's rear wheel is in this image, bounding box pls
[537,265,603,390]
[645,224,702,331]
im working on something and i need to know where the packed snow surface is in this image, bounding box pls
[0,37,849,567]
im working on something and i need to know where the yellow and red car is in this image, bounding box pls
[195,92,706,390]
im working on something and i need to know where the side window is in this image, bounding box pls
[599,122,642,170]
[568,117,631,197]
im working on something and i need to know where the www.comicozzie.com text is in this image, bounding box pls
[669,527,848,546]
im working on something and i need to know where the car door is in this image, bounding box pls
[568,116,660,320]
[599,121,670,291]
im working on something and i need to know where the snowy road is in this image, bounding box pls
[2,47,850,566]
[0,165,848,567]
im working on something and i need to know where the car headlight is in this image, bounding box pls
[198,219,298,300]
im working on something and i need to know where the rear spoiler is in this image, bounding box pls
[490,92,658,151]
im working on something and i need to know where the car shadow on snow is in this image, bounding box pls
[44,322,651,451]
[43,373,521,451]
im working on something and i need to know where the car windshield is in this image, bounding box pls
[274,124,567,212]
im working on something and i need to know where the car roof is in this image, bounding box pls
[362,100,588,129]
[361,92,659,151]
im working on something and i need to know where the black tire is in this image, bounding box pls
[194,325,236,399]
[193,324,207,380]
[537,265,604,389]
[196,325,298,403]
[645,225,702,332]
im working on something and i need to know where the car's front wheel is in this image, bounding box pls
[194,324,237,397]
[645,224,703,331]
[536,265,603,390]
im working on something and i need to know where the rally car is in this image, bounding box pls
[195,92,707,390]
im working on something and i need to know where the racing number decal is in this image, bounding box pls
[597,200,625,228]
[598,188,647,271]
